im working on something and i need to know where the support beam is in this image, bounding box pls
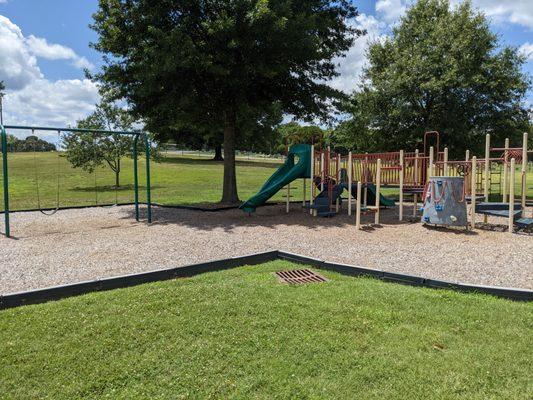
[471,156,477,230]
[429,146,434,179]
[502,138,509,203]
[521,132,528,217]
[348,151,352,216]
[310,145,314,215]
[484,133,490,223]
[375,158,381,225]
[399,150,404,221]
[509,158,515,233]
[356,181,362,230]
[443,147,449,176]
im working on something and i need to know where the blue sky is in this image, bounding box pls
[0,0,532,132]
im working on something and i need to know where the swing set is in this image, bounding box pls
[1,125,153,238]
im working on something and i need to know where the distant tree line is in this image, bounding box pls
[6,135,56,152]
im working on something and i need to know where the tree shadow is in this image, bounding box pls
[124,203,418,233]
[69,184,163,192]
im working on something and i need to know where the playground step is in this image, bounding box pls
[475,202,522,212]
[317,211,337,218]
[475,209,522,219]
[515,218,533,228]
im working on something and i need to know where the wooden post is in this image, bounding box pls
[509,158,516,233]
[363,153,368,207]
[302,178,306,208]
[348,151,353,216]
[484,133,490,222]
[286,183,290,213]
[465,149,470,162]
[521,132,528,217]
[471,156,477,230]
[335,153,340,212]
[399,150,404,221]
[429,146,434,179]
[356,181,362,230]
[320,151,325,192]
[414,149,419,185]
[443,147,449,176]
[502,138,509,203]
[310,145,314,215]
[375,158,381,224]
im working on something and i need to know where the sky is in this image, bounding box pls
[0,0,532,140]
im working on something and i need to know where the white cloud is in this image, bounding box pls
[0,15,42,90]
[376,0,408,23]
[519,42,533,61]
[0,16,99,128]
[3,78,99,128]
[329,14,385,94]
[451,0,533,29]
[26,35,94,70]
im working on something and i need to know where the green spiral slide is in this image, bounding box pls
[240,144,311,213]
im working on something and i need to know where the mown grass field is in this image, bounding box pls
[1,261,531,399]
[0,151,531,211]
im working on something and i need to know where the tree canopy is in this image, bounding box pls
[91,0,364,202]
[338,0,531,156]
[6,135,56,152]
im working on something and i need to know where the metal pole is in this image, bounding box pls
[144,133,152,223]
[521,132,528,217]
[1,125,10,237]
[133,134,139,222]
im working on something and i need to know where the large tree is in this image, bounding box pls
[91,0,363,203]
[341,0,531,156]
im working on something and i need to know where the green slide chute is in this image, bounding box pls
[240,144,311,213]
[365,184,395,207]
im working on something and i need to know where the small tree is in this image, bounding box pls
[64,101,137,188]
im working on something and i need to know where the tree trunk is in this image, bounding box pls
[115,157,120,188]
[221,108,239,204]
[213,144,224,161]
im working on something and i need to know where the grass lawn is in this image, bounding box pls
[1,261,531,399]
[1,151,531,212]
[0,152,293,211]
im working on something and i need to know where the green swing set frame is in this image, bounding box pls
[1,125,152,238]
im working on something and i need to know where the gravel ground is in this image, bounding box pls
[1,203,532,294]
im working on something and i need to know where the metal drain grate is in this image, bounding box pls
[275,269,328,285]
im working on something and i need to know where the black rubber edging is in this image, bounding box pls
[0,251,279,309]
[277,251,533,301]
[1,250,531,310]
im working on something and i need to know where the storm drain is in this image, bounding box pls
[275,269,328,285]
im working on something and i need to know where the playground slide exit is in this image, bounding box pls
[240,144,311,213]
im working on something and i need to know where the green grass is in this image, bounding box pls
[0,152,531,211]
[1,261,531,399]
[0,152,294,211]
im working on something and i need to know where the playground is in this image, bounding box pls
[1,126,532,295]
